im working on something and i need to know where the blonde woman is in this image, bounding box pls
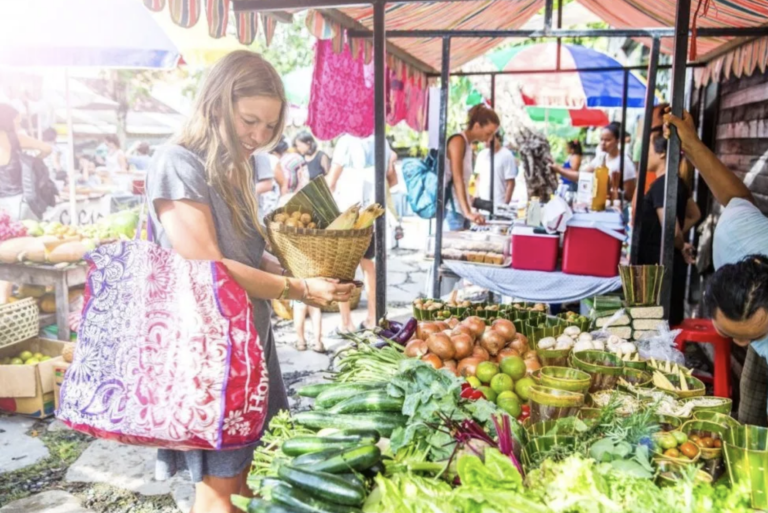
[146,51,354,513]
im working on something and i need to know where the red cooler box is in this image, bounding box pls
[562,212,625,277]
[511,226,559,272]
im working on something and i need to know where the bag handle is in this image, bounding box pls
[135,200,155,243]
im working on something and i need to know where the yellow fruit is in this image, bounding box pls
[62,343,76,363]
[327,204,361,230]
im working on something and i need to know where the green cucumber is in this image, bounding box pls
[314,383,386,409]
[293,449,343,467]
[297,383,337,398]
[337,473,365,489]
[294,412,408,438]
[277,465,366,506]
[271,483,362,513]
[327,391,403,414]
[303,445,381,474]
[282,434,379,457]
[231,496,296,513]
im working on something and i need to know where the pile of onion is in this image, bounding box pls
[405,317,541,378]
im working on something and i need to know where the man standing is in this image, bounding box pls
[327,134,397,333]
[475,132,517,206]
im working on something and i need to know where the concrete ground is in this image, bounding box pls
[0,239,432,512]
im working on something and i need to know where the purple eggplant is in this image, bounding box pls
[391,318,417,345]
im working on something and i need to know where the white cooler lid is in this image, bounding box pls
[512,226,560,238]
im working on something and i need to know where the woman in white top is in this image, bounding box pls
[552,122,636,201]
[104,134,128,173]
[444,104,500,230]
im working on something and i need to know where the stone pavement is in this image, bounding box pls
[0,248,430,512]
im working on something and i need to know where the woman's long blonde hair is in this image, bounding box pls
[176,50,286,237]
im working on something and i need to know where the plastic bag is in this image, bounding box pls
[542,196,573,233]
[634,322,685,365]
[589,309,627,340]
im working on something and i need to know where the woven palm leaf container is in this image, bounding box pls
[724,425,768,509]
[265,211,373,281]
[321,284,362,313]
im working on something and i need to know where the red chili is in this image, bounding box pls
[518,404,531,421]
[460,383,484,401]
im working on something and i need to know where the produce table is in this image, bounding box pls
[442,260,622,303]
[0,262,87,341]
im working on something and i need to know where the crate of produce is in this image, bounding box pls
[0,297,39,349]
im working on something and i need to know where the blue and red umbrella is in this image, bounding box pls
[490,42,653,109]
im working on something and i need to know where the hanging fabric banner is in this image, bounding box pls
[261,14,276,46]
[236,10,259,45]
[168,0,201,28]
[305,10,336,40]
[205,0,229,39]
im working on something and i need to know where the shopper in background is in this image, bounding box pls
[328,134,398,333]
[552,122,637,201]
[475,131,517,206]
[127,141,152,171]
[0,103,52,220]
[42,127,63,179]
[559,140,583,192]
[631,132,701,325]
[664,108,768,427]
[294,131,330,180]
[445,104,499,230]
[104,134,128,173]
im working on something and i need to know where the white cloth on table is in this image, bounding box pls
[442,260,622,303]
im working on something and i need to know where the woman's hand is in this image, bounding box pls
[467,212,486,226]
[303,278,355,307]
[663,108,699,150]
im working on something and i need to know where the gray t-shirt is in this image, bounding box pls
[145,144,272,348]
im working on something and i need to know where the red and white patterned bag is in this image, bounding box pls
[57,237,269,450]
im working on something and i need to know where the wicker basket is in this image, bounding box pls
[271,299,294,321]
[321,284,362,313]
[265,212,373,281]
[0,298,39,348]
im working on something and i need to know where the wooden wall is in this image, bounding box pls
[715,71,768,214]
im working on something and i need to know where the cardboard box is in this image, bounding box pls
[0,338,65,418]
[53,361,71,412]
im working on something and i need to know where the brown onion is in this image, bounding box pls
[422,353,443,369]
[525,358,542,374]
[442,362,459,376]
[492,319,517,342]
[451,324,475,342]
[446,317,460,329]
[462,316,486,338]
[472,345,490,361]
[451,334,474,360]
[480,330,505,356]
[427,332,455,360]
[417,322,441,341]
[457,357,482,377]
[496,347,520,362]
[523,349,539,361]
[434,321,450,332]
[509,333,529,354]
[404,339,428,358]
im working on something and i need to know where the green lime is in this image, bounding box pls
[466,376,482,389]
[497,391,520,403]
[19,351,33,362]
[500,356,526,381]
[33,352,44,360]
[476,361,499,384]
[490,373,514,394]
[497,397,522,418]
[672,431,688,445]
[514,376,535,402]
[39,356,52,362]
[10,358,23,365]
[25,358,40,365]
[477,386,497,403]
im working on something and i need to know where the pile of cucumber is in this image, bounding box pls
[293,382,408,437]
[233,429,383,513]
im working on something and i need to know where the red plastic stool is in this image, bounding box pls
[674,319,732,398]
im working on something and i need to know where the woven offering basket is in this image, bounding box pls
[265,211,373,281]
[0,298,39,348]
[321,283,362,313]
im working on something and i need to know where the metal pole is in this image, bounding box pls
[544,0,553,32]
[433,63,697,78]
[490,75,496,212]
[660,0,691,318]
[619,68,629,206]
[65,69,77,226]
[556,0,563,70]
[432,36,451,298]
[373,0,387,322]
[630,37,661,264]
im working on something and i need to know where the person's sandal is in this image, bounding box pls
[312,341,326,354]
[296,340,307,351]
